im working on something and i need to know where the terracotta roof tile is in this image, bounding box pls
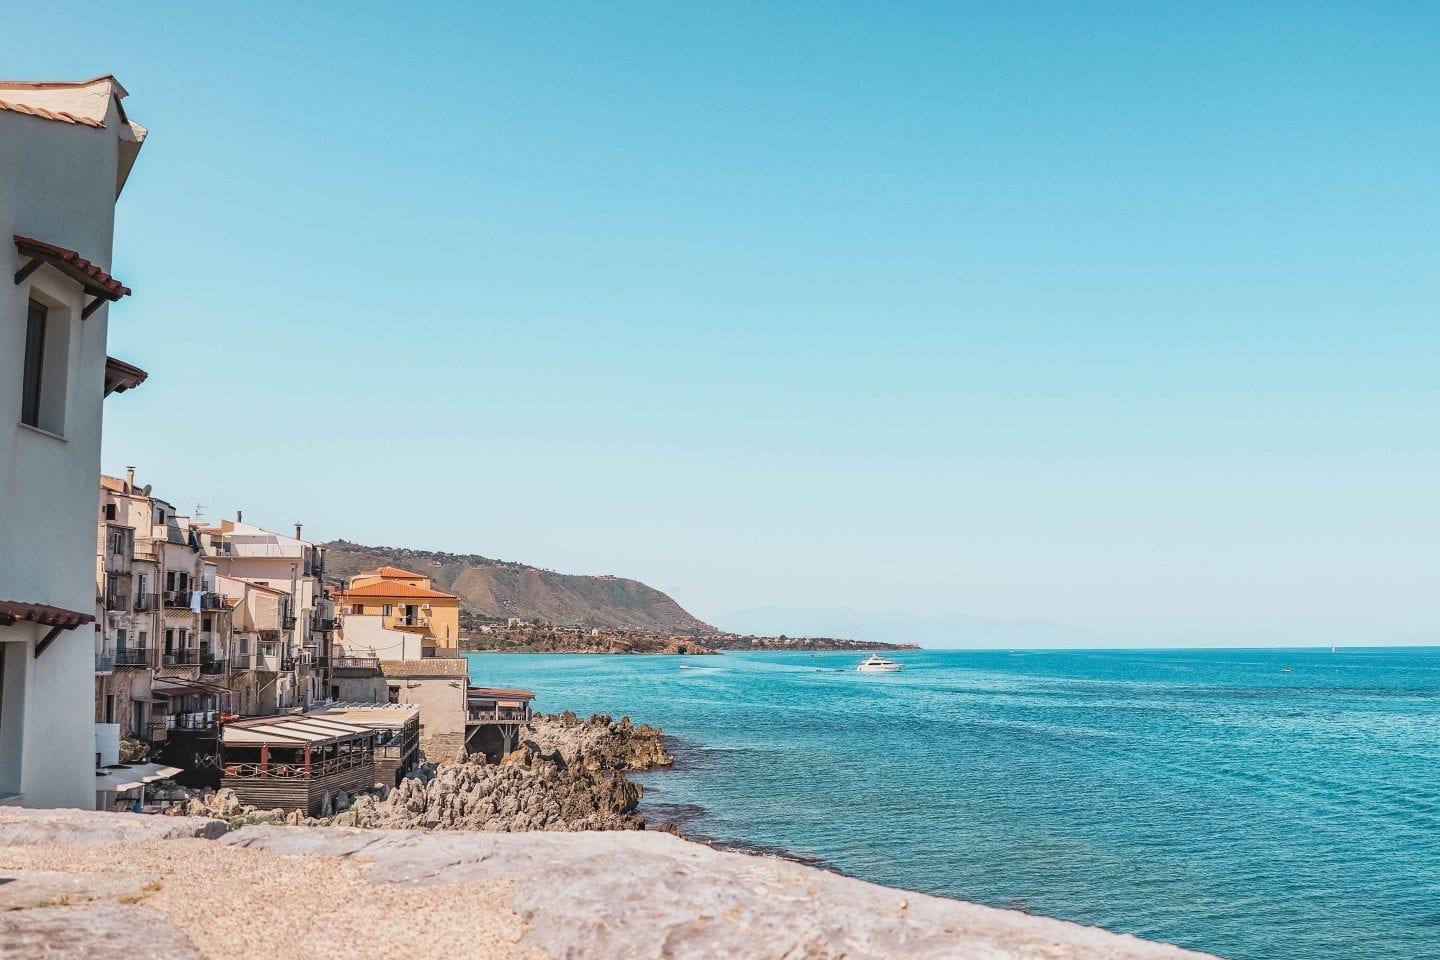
[14,236,130,299]
[104,356,147,396]
[379,658,470,677]
[360,566,428,579]
[469,687,536,700]
[340,581,458,601]
[0,600,94,629]
[0,97,104,128]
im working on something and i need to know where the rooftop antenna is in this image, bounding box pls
[193,503,207,521]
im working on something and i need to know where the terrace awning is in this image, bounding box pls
[468,687,535,700]
[222,715,374,748]
[94,763,182,793]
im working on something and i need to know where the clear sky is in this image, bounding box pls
[6,2,1437,645]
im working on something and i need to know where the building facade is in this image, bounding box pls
[1,76,146,807]
[335,566,461,658]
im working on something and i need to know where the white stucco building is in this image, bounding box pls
[0,76,147,807]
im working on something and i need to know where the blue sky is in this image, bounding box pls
[6,2,1437,645]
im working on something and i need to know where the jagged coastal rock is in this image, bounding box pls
[171,713,672,833]
[525,711,674,772]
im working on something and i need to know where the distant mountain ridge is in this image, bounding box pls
[321,540,715,635]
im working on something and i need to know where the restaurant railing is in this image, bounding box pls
[223,752,370,780]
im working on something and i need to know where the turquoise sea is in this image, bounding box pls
[465,647,1440,960]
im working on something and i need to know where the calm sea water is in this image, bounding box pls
[465,647,1440,960]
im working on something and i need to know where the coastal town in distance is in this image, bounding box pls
[3,6,1436,960]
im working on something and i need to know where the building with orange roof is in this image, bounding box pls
[335,571,461,658]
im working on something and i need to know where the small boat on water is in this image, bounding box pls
[856,654,903,673]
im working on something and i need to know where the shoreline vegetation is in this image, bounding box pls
[460,620,920,655]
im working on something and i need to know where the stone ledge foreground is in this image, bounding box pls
[0,808,1220,960]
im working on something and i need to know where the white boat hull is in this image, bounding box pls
[856,663,902,673]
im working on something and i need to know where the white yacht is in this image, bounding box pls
[856,653,903,673]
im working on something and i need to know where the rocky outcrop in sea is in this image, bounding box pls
[173,713,673,833]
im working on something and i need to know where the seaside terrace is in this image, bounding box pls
[220,714,379,815]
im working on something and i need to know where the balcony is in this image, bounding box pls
[391,616,429,628]
[310,616,336,633]
[115,648,155,668]
[161,649,200,667]
[162,590,191,608]
[200,656,227,676]
[331,656,380,676]
[231,653,253,670]
[280,656,296,672]
[134,593,155,613]
[95,651,116,672]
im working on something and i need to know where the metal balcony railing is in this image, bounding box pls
[331,656,380,672]
[200,656,227,675]
[115,648,155,668]
[162,649,200,667]
[95,651,116,672]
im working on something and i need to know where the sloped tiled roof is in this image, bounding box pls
[0,96,104,127]
[341,581,458,601]
[15,236,130,299]
[0,599,94,629]
[361,566,427,579]
[379,658,470,678]
[104,356,147,396]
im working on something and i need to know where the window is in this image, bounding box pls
[382,604,393,617]
[20,301,46,427]
[20,297,72,434]
[104,503,117,521]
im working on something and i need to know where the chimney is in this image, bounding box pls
[295,522,303,541]
[125,466,136,492]
[236,510,243,523]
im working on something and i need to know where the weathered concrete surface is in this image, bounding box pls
[1,902,204,960]
[225,826,1223,960]
[0,810,1221,960]
[0,807,227,845]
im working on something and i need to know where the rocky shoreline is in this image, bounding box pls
[172,712,674,833]
[463,622,919,655]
